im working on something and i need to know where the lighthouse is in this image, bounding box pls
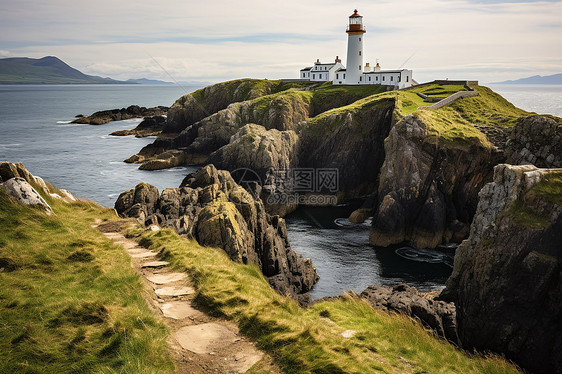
[345,9,366,85]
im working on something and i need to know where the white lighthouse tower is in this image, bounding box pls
[345,9,366,85]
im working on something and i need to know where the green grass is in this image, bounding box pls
[531,170,562,205]
[408,83,468,98]
[136,228,521,374]
[449,86,530,126]
[501,170,562,229]
[413,108,492,149]
[0,192,173,373]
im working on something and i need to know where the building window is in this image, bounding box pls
[343,74,346,79]
[336,74,338,79]
[391,76,393,81]
[406,76,409,82]
[360,76,362,82]
[376,76,378,81]
[398,76,401,82]
[382,76,385,81]
[359,65,361,70]
[359,38,361,41]
[368,76,371,81]
[313,74,315,79]
[359,51,361,56]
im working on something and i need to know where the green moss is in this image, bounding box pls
[531,171,562,206]
[139,229,520,374]
[502,199,549,229]
[0,191,173,373]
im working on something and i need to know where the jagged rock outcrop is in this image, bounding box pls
[505,115,562,168]
[441,164,562,374]
[299,97,396,198]
[115,164,319,303]
[110,115,167,137]
[209,124,299,179]
[72,105,167,125]
[361,284,459,345]
[370,114,501,248]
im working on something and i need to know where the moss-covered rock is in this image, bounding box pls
[441,165,562,374]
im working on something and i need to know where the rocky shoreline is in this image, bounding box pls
[72,105,168,125]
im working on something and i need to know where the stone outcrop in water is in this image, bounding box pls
[110,115,167,137]
[114,164,319,303]
[505,115,562,168]
[441,164,562,374]
[72,105,167,125]
[361,284,459,345]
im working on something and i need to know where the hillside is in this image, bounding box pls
[0,162,521,373]
[0,56,129,84]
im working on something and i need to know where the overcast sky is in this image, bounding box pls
[1,0,561,83]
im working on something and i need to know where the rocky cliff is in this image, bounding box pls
[505,115,562,168]
[114,165,318,303]
[441,164,562,374]
[370,109,501,248]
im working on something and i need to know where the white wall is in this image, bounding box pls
[345,33,364,84]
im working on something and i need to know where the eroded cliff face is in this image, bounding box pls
[114,165,318,304]
[441,165,562,374]
[370,114,501,248]
[505,115,562,168]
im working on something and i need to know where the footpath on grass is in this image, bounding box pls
[93,219,278,374]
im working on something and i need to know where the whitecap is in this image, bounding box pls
[56,120,72,124]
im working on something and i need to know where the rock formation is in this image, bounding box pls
[110,115,167,137]
[361,284,459,345]
[441,164,562,374]
[505,115,562,168]
[72,105,167,125]
[0,161,76,211]
[370,114,500,248]
[114,164,319,303]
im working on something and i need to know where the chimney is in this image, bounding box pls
[335,56,341,63]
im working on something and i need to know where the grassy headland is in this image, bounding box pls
[0,191,173,373]
[136,227,521,374]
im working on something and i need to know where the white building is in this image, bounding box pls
[299,10,413,89]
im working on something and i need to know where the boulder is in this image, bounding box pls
[361,284,459,345]
[441,164,562,374]
[115,164,319,302]
[1,177,53,214]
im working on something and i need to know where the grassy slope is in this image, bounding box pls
[135,228,520,374]
[0,191,173,373]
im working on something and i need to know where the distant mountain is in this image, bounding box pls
[491,73,562,85]
[0,56,131,84]
[126,78,173,85]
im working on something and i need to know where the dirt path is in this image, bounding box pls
[94,220,277,374]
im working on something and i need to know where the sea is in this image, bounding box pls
[1,83,560,299]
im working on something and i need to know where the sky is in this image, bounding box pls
[0,0,561,83]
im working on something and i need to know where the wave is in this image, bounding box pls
[0,143,22,148]
[56,120,72,124]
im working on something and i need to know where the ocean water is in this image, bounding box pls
[0,84,202,207]
[0,83,559,299]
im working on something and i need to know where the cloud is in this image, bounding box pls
[0,49,12,57]
[1,0,561,83]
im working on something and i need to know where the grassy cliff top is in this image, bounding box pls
[0,190,173,372]
[134,227,521,374]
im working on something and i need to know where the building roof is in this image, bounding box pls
[313,63,336,66]
[364,70,407,74]
[350,9,361,18]
[300,67,312,71]
[336,69,347,72]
